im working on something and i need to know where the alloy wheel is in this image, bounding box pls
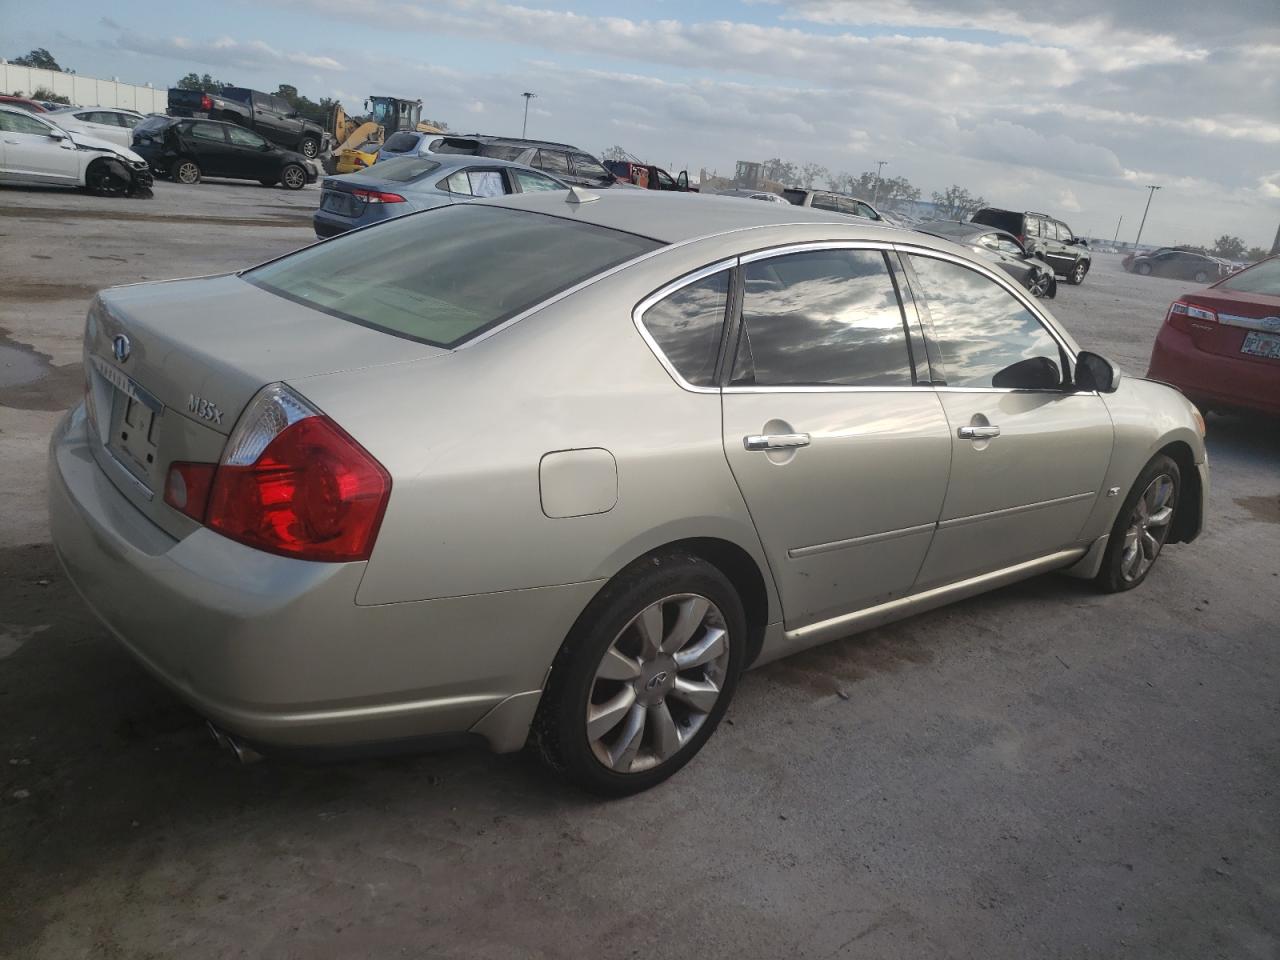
[1120,474,1175,582]
[1072,261,1087,283]
[283,166,305,189]
[176,162,199,184]
[1029,272,1052,297]
[586,593,730,774]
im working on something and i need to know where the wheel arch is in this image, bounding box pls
[1158,439,1203,543]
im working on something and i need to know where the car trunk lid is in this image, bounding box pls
[84,274,446,538]
[1180,288,1280,362]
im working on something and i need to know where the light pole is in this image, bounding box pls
[521,92,536,138]
[872,159,887,206]
[1134,185,1161,249]
[1113,215,1123,245]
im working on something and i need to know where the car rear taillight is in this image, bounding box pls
[166,384,390,562]
[1167,299,1217,332]
[351,188,405,204]
[200,94,212,111]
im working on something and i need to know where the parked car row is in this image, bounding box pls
[132,116,318,190]
[0,104,153,195]
[914,220,1057,299]
[1124,247,1233,283]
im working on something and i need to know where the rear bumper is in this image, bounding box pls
[48,407,599,752]
[312,211,352,238]
[1148,326,1280,416]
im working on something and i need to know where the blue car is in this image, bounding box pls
[312,154,566,238]
[375,129,435,161]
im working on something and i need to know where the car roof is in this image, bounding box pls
[443,133,579,151]
[475,188,910,245]
[917,220,1015,241]
[331,153,567,184]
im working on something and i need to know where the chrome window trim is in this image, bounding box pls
[889,241,1078,368]
[738,239,891,264]
[631,258,738,394]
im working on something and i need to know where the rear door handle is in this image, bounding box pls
[744,433,810,451]
[958,425,1001,440]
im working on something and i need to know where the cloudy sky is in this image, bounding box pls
[5,0,1278,248]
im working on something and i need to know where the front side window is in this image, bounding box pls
[810,194,840,213]
[1057,222,1074,242]
[513,169,562,192]
[639,271,730,387]
[655,168,675,189]
[1043,221,1060,241]
[907,255,1061,389]
[732,249,914,387]
[247,205,660,348]
[227,126,266,148]
[0,111,52,135]
[571,153,611,182]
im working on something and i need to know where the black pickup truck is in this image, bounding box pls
[167,87,327,158]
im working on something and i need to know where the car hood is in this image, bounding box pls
[67,129,145,163]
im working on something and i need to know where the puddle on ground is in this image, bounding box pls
[0,330,82,410]
[1235,495,1280,524]
[0,341,50,389]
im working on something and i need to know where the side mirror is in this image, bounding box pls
[992,356,1061,390]
[676,170,689,190]
[1075,350,1120,393]
[48,129,68,140]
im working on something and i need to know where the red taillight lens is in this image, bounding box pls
[1167,299,1217,332]
[170,384,391,562]
[200,94,212,111]
[164,461,217,522]
[353,156,368,167]
[351,188,405,204]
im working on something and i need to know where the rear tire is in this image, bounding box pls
[1095,454,1180,593]
[171,158,201,185]
[1194,270,1209,283]
[1137,261,1153,276]
[531,552,747,796]
[280,163,307,190]
[299,136,320,159]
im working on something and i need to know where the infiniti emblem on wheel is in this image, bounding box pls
[646,671,669,690]
[112,334,131,362]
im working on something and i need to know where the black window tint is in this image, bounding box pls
[535,150,571,175]
[188,122,226,143]
[908,255,1061,389]
[382,132,421,152]
[570,153,611,182]
[640,271,730,387]
[478,144,523,161]
[1057,222,1074,242]
[732,250,913,387]
[810,194,840,212]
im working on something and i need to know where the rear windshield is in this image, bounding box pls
[1217,258,1280,295]
[245,205,662,348]
[134,116,169,137]
[970,209,1021,233]
[431,138,482,156]
[353,157,439,182]
[382,131,421,152]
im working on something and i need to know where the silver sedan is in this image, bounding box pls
[49,190,1207,794]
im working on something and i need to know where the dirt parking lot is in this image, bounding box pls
[1,182,1277,959]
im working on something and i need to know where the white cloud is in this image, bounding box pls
[110,31,345,73]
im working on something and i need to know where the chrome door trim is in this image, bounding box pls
[937,491,1096,530]
[744,432,810,451]
[738,239,894,264]
[788,521,936,559]
[782,547,1086,647]
[631,257,738,394]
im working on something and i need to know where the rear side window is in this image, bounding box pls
[907,255,1061,389]
[731,249,914,387]
[382,132,421,152]
[639,271,730,387]
[479,144,525,162]
[534,150,571,176]
[441,169,507,196]
[246,206,661,348]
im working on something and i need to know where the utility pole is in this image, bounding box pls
[1113,216,1123,245]
[1134,185,1161,249]
[872,160,887,206]
[521,92,536,138]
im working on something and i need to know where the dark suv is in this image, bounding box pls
[970,208,1091,285]
[425,135,617,189]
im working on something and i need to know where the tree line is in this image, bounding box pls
[755,158,989,219]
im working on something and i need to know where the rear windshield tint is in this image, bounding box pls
[480,144,525,161]
[354,157,439,182]
[431,138,482,155]
[245,205,662,348]
[1218,258,1280,296]
[382,132,421,152]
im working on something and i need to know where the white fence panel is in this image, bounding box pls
[0,64,167,113]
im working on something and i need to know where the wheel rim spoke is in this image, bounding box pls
[634,603,665,660]
[608,703,647,772]
[1147,505,1174,528]
[670,676,720,713]
[587,686,637,741]
[673,626,726,671]
[662,596,709,654]
[596,646,642,681]
[1142,530,1161,561]
[648,702,683,761]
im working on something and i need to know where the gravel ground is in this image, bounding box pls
[1,182,1277,959]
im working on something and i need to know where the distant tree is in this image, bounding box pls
[176,72,229,93]
[422,118,448,131]
[931,185,986,219]
[879,175,920,204]
[798,162,828,189]
[1211,235,1246,260]
[12,48,63,71]
[30,86,71,104]
[602,145,632,161]
[1245,246,1269,262]
[761,158,798,186]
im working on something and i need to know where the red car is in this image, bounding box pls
[0,94,48,112]
[1147,256,1280,416]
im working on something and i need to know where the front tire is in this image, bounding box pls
[1137,261,1153,276]
[299,136,320,159]
[1095,454,1180,593]
[84,158,128,197]
[531,552,747,796]
[280,163,307,190]
[1194,270,1209,283]
[171,158,201,185]
[1065,259,1088,285]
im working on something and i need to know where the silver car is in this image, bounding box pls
[49,191,1207,794]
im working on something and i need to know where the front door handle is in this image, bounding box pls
[744,433,810,451]
[958,425,1001,440]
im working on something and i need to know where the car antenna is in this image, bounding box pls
[566,186,600,204]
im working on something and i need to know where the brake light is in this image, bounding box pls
[1016,234,1025,246]
[351,188,405,204]
[1167,299,1217,332]
[200,94,212,111]
[168,385,390,562]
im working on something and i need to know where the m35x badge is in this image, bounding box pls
[188,394,223,425]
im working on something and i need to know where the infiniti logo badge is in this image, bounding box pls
[112,334,131,362]
[645,671,669,690]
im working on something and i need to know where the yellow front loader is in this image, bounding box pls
[327,96,446,172]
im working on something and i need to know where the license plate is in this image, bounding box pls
[92,356,164,488]
[320,190,362,217]
[1241,331,1280,359]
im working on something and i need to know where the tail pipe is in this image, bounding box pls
[206,721,263,764]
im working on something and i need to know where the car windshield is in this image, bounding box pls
[1217,258,1280,296]
[353,157,440,182]
[245,205,661,348]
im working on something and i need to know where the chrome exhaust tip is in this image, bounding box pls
[206,721,263,764]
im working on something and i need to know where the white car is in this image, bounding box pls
[43,107,146,149]
[0,105,153,195]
